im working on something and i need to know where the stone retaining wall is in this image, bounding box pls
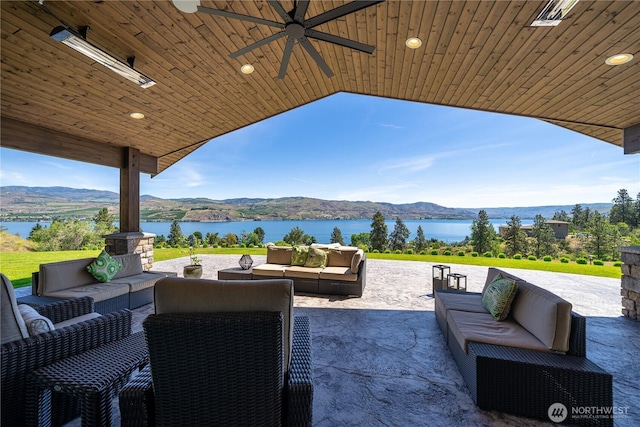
[620,246,640,320]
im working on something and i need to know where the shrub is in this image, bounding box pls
[471,252,478,257]
[513,253,522,260]
[576,257,588,265]
[406,249,414,254]
[498,253,506,259]
[372,249,380,253]
[483,251,492,258]
[527,255,537,261]
[613,261,622,267]
[543,255,552,262]
[443,250,452,256]
[430,250,438,255]
[384,249,392,254]
[593,259,604,266]
[419,250,427,255]
[394,249,402,254]
[457,251,465,257]
[560,257,570,263]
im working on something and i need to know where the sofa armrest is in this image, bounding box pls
[288,316,313,427]
[567,311,586,357]
[119,364,155,427]
[34,296,95,323]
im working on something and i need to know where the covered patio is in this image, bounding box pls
[16,256,638,426]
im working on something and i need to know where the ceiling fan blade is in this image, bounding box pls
[305,0,384,29]
[278,37,296,79]
[197,5,284,29]
[267,0,293,23]
[299,37,334,78]
[293,0,310,22]
[305,29,375,54]
[229,31,286,58]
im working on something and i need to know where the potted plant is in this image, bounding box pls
[183,244,203,278]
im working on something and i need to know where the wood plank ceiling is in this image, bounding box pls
[2,0,639,175]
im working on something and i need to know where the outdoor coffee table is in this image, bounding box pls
[218,267,253,280]
[26,332,148,427]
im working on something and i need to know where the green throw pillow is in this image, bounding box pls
[291,245,309,266]
[87,250,122,283]
[482,275,518,321]
[304,247,327,268]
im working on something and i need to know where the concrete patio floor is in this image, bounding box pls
[37,254,639,426]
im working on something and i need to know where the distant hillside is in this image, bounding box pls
[0,186,611,222]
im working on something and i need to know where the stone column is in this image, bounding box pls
[620,246,640,320]
[104,232,155,270]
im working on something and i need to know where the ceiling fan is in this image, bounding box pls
[172,0,384,78]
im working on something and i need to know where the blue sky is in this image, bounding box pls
[1,93,638,208]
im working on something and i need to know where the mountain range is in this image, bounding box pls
[0,186,612,222]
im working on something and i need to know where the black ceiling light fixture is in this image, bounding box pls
[173,0,384,79]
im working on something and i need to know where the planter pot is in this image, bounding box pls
[183,265,203,279]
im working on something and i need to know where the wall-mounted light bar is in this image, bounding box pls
[50,26,156,88]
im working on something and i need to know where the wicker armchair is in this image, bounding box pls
[1,273,133,426]
[119,277,313,427]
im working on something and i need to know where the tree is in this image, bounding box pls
[370,211,388,252]
[413,225,427,252]
[502,215,528,257]
[283,227,316,246]
[571,204,584,230]
[350,232,370,249]
[192,231,203,243]
[470,210,495,255]
[552,210,570,222]
[253,227,265,243]
[389,217,410,251]
[167,220,184,247]
[610,189,634,227]
[587,211,611,260]
[221,232,238,247]
[330,227,345,245]
[205,232,219,247]
[633,193,640,229]
[530,215,556,258]
[92,207,117,236]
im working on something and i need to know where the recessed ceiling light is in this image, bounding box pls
[405,37,422,49]
[240,64,255,74]
[605,53,633,66]
[129,112,145,119]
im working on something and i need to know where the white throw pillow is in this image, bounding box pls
[18,304,55,336]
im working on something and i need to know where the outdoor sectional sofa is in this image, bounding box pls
[435,267,613,426]
[251,244,366,297]
[34,253,171,313]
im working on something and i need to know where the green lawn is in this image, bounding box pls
[1,247,621,288]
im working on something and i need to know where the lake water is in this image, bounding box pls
[1,219,532,245]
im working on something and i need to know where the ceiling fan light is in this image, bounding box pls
[240,64,255,74]
[605,53,633,66]
[172,0,200,14]
[405,37,422,49]
[129,112,145,119]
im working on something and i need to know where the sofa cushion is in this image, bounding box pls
[39,257,97,294]
[291,246,309,266]
[266,246,293,265]
[87,250,122,283]
[284,266,322,279]
[482,275,518,321]
[351,249,364,274]
[305,247,327,268]
[54,312,102,329]
[1,273,29,344]
[326,247,358,268]
[111,272,166,292]
[448,310,550,353]
[511,280,572,353]
[435,291,487,327]
[18,304,55,335]
[319,266,359,282]
[253,263,286,277]
[154,277,294,371]
[45,282,130,303]
[112,253,144,278]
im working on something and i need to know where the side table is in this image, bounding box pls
[447,273,467,292]
[218,267,253,280]
[432,265,450,295]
